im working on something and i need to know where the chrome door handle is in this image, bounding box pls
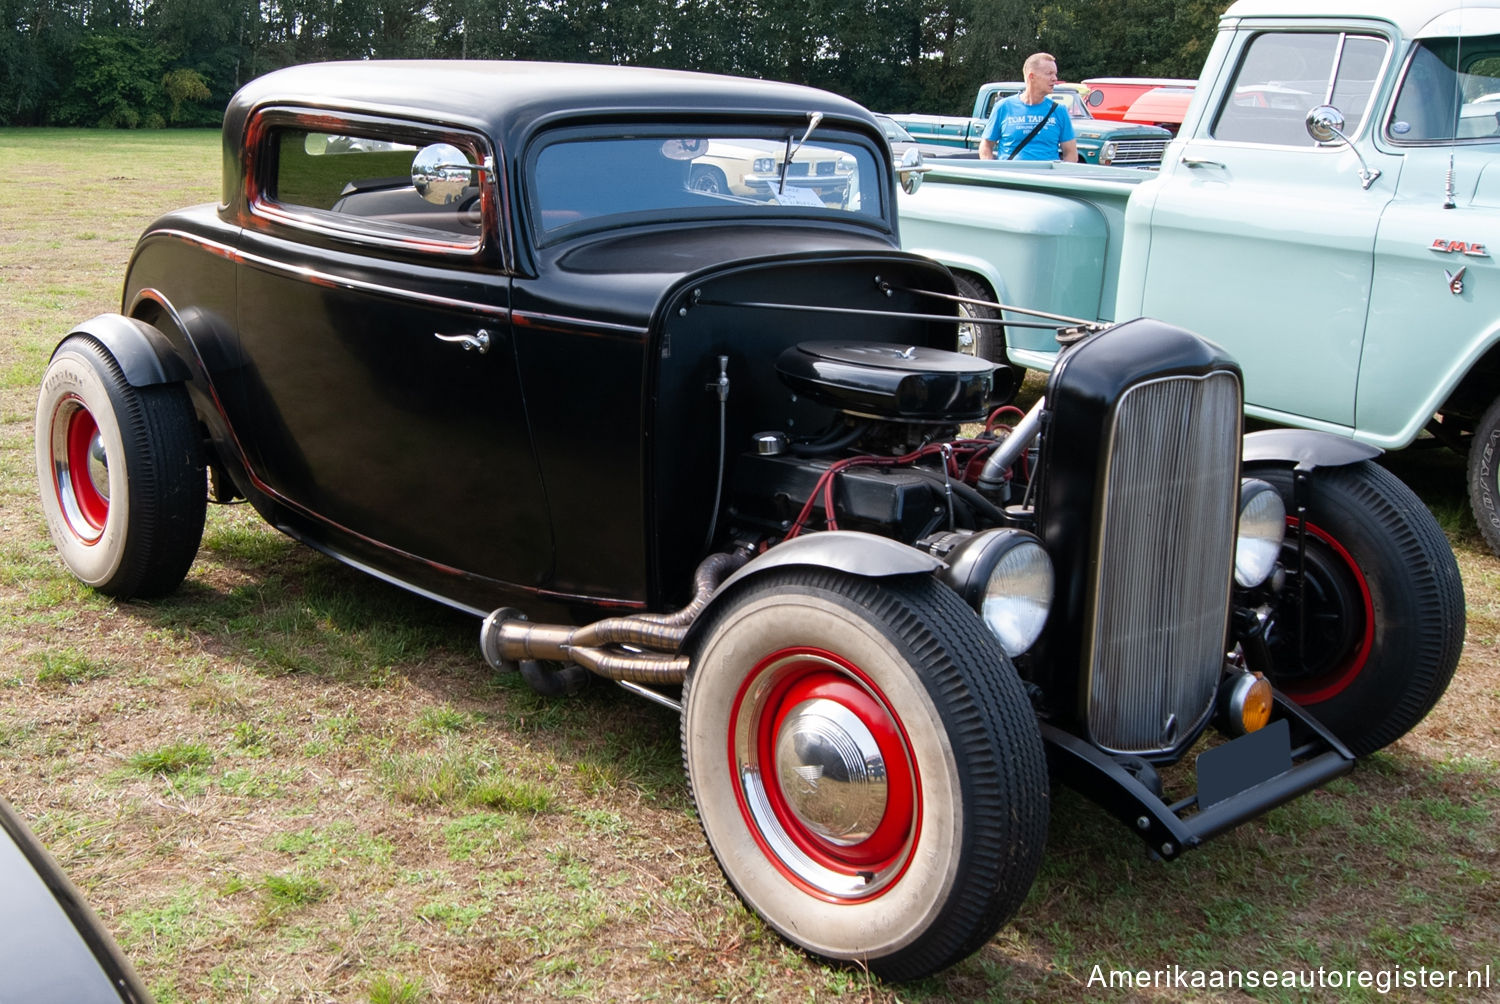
[1181,156,1226,170]
[433,329,491,354]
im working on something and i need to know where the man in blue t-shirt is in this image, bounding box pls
[979,52,1079,162]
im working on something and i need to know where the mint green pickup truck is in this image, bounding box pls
[900,0,1500,554]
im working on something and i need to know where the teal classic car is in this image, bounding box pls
[899,0,1500,557]
[887,82,1173,167]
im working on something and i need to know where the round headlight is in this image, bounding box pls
[980,541,1054,656]
[753,157,775,174]
[1235,478,1286,587]
[937,529,1054,657]
[1099,141,1118,164]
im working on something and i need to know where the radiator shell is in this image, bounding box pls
[1034,319,1244,759]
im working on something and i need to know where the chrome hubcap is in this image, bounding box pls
[774,698,888,845]
[87,432,110,502]
[730,650,919,900]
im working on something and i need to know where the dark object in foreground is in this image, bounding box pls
[0,796,153,1003]
[33,60,1465,981]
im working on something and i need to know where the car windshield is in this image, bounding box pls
[874,115,915,143]
[1047,92,1091,120]
[529,129,884,240]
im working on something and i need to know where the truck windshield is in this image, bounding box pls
[528,131,883,240]
[1387,35,1500,143]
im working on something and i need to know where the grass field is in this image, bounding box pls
[1,127,1497,1003]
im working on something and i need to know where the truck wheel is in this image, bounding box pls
[682,568,1048,981]
[1467,396,1500,557]
[35,336,205,598]
[953,273,1004,365]
[1255,462,1464,756]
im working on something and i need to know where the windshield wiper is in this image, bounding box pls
[778,111,825,194]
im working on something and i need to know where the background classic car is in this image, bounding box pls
[34,60,1463,981]
[887,81,1174,167]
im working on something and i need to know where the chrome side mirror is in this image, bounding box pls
[898,147,929,195]
[1305,105,1382,190]
[412,142,481,205]
[1305,104,1347,145]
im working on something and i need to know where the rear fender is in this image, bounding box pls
[58,313,191,387]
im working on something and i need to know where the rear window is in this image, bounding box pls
[1387,35,1500,143]
[528,128,885,241]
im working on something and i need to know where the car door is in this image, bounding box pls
[1133,26,1401,430]
[229,111,553,592]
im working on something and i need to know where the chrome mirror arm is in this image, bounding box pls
[1305,105,1381,190]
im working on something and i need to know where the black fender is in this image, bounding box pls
[1242,428,1381,472]
[681,531,943,653]
[57,313,191,388]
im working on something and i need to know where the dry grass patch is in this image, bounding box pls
[1,129,1497,1002]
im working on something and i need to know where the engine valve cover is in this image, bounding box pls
[776,341,997,422]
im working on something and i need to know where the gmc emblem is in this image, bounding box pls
[1430,239,1490,257]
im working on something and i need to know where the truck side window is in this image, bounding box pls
[1388,37,1500,143]
[1212,32,1387,146]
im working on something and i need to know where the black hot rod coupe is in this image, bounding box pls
[35,61,1465,980]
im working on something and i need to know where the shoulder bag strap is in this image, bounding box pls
[1007,101,1057,160]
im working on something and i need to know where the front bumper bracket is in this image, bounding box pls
[1040,691,1355,860]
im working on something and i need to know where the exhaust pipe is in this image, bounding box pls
[479,549,750,687]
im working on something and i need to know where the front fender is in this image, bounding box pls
[682,531,942,652]
[59,313,191,387]
[1242,428,1382,472]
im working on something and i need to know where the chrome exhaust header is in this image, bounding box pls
[479,549,750,686]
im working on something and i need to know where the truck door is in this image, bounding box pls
[1361,32,1500,446]
[1135,27,1400,430]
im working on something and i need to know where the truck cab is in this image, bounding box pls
[901,0,1500,556]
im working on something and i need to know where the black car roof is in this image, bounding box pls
[220,60,887,219]
[225,60,878,146]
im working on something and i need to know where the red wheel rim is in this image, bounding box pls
[728,647,921,903]
[51,398,109,542]
[1279,520,1375,705]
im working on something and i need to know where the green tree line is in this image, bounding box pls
[1,0,1228,128]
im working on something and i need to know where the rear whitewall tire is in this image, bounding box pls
[35,337,205,598]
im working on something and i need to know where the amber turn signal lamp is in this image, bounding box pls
[1222,672,1273,736]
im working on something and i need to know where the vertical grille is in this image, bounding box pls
[1085,372,1241,755]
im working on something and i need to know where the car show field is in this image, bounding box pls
[1,126,1497,1004]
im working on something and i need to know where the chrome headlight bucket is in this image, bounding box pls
[1235,478,1286,587]
[936,528,1054,657]
[1098,140,1118,165]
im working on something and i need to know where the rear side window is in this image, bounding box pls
[1212,32,1388,146]
[1387,35,1500,143]
[260,125,489,250]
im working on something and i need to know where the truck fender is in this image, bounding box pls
[57,313,191,387]
[681,531,943,653]
[1242,428,1381,472]
[904,251,1010,306]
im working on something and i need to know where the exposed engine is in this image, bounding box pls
[729,340,1035,546]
